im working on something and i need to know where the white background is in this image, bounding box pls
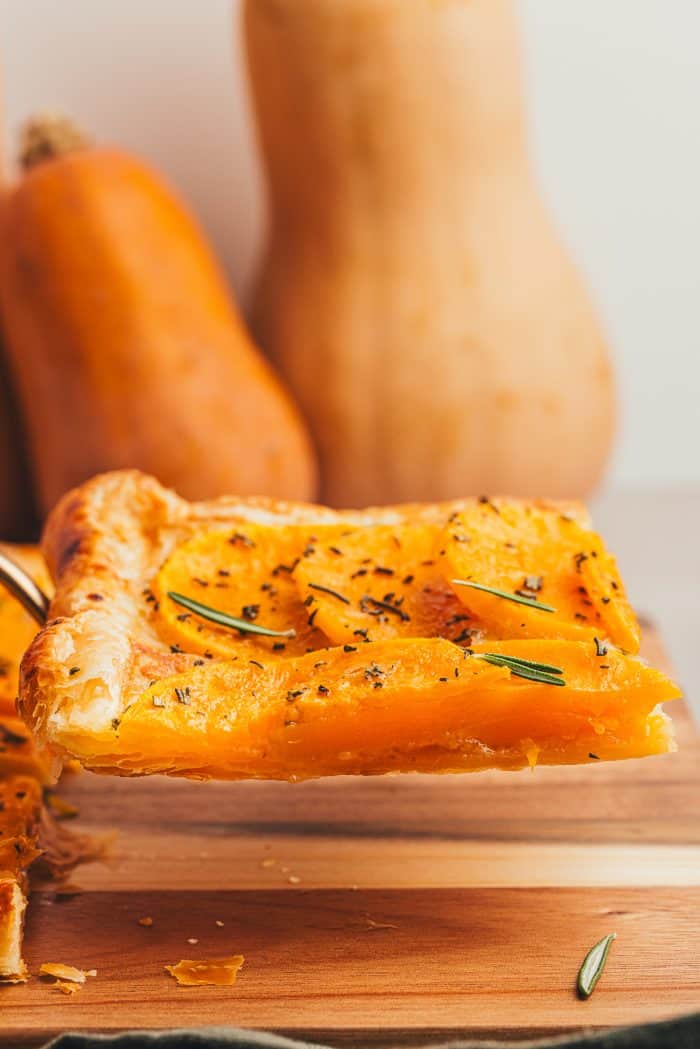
[1,0,699,492]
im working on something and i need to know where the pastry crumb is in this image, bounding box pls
[187,938,198,945]
[165,955,244,987]
[215,920,224,927]
[138,916,153,927]
[39,962,88,984]
[287,874,301,885]
[55,980,81,995]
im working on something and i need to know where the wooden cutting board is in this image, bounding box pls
[2,630,698,1047]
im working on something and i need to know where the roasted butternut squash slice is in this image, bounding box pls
[293,523,475,646]
[440,503,640,651]
[152,524,345,659]
[73,638,678,780]
[19,471,679,782]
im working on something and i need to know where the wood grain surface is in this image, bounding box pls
[1,631,698,1047]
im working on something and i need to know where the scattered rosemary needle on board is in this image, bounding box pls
[577,933,616,999]
[452,579,557,613]
[168,591,296,638]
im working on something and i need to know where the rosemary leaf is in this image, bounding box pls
[307,582,351,605]
[167,592,296,639]
[476,653,566,687]
[577,933,616,999]
[452,579,557,613]
[479,653,564,675]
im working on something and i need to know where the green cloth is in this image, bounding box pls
[42,1013,700,1049]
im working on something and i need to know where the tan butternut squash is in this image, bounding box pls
[245,0,615,506]
[0,116,317,516]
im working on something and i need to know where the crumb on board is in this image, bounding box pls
[55,980,81,995]
[39,962,92,984]
[287,874,301,885]
[259,858,276,868]
[187,938,199,945]
[215,920,224,927]
[138,916,153,927]
[165,956,244,987]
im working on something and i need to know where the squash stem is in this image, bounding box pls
[19,114,88,170]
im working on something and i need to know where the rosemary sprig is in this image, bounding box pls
[479,653,564,675]
[475,652,566,687]
[452,579,557,613]
[167,592,296,639]
[577,933,616,999]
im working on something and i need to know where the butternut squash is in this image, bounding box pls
[245,0,615,505]
[0,116,317,515]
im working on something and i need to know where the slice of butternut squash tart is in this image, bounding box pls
[19,472,680,781]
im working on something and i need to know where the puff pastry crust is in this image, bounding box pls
[19,471,679,781]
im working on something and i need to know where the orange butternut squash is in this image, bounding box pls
[245,0,615,505]
[439,502,640,650]
[0,116,317,516]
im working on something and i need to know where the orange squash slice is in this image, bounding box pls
[19,471,679,782]
[76,638,678,780]
[293,524,474,646]
[151,524,344,659]
[440,502,640,650]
